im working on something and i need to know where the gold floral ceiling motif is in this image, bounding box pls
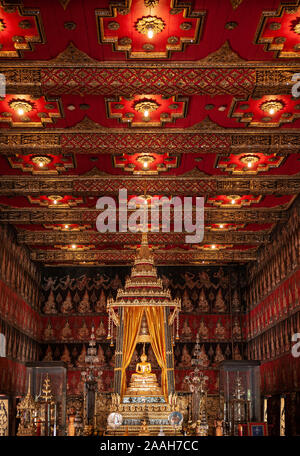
[240,154,260,167]
[135,15,165,37]
[291,17,300,34]
[31,155,52,168]
[9,99,34,114]
[133,99,160,114]
[0,18,6,31]
[260,99,285,114]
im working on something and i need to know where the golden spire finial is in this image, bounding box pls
[142,231,148,245]
[27,373,31,395]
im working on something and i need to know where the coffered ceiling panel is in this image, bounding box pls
[0,0,299,266]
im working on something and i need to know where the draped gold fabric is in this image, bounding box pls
[120,306,144,397]
[120,305,168,400]
[145,306,168,400]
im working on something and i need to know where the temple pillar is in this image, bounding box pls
[113,307,124,396]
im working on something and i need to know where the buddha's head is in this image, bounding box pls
[141,353,147,363]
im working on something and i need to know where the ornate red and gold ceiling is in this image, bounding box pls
[0,0,300,266]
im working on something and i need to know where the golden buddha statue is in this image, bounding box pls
[126,345,162,396]
[139,419,150,436]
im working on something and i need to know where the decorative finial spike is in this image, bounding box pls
[142,231,148,245]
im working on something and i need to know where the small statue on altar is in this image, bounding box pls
[139,419,150,436]
[134,350,153,376]
[68,414,75,436]
[96,345,106,366]
[76,345,87,367]
[78,290,91,314]
[198,345,210,368]
[233,345,242,360]
[61,345,72,366]
[182,289,194,312]
[214,418,223,436]
[198,319,209,340]
[43,345,53,361]
[127,345,161,395]
[213,344,225,365]
[44,290,57,314]
[95,320,106,339]
[232,317,242,340]
[179,345,192,368]
[231,290,240,313]
[197,289,209,313]
[214,319,226,340]
[78,320,90,340]
[61,320,73,340]
[213,289,226,313]
[61,291,73,314]
[44,321,54,340]
[95,289,106,313]
[181,318,192,341]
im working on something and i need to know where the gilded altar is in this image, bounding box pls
[102,233,187,435]
[98,392,189,436]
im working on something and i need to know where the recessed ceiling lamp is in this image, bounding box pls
[228,195,239,205]
[133,99,159,121]
[147,27,154,39]
[240,154,260,170]
[136,154,155,170]
[32,155,51,169]
[260,99,285,116]
[9,99,34,117]
[49,195,62,206]
[135,16,165,40]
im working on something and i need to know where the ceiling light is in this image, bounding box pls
[211,244,216,249]
[144,110,149,117]
[53,199,57,205]
[65,225,69,229]
[32,155,51,169]
[231,199,235,204]
[147,28,154,39]
[247,161,252,168]
[219,224,224,229]
[71,244,76,249]
[269,108,275,115]
[143,161,148,168]
[17,108,24,116]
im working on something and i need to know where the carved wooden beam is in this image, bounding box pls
[0,176,299,195]
[0,208,288,224]
[30,248,257,263]
[1,67,297,97]
[0,130,299,154]
[16,230,271,245]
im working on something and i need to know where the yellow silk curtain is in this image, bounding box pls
[145,306,168,400]
[120,306,144,397]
